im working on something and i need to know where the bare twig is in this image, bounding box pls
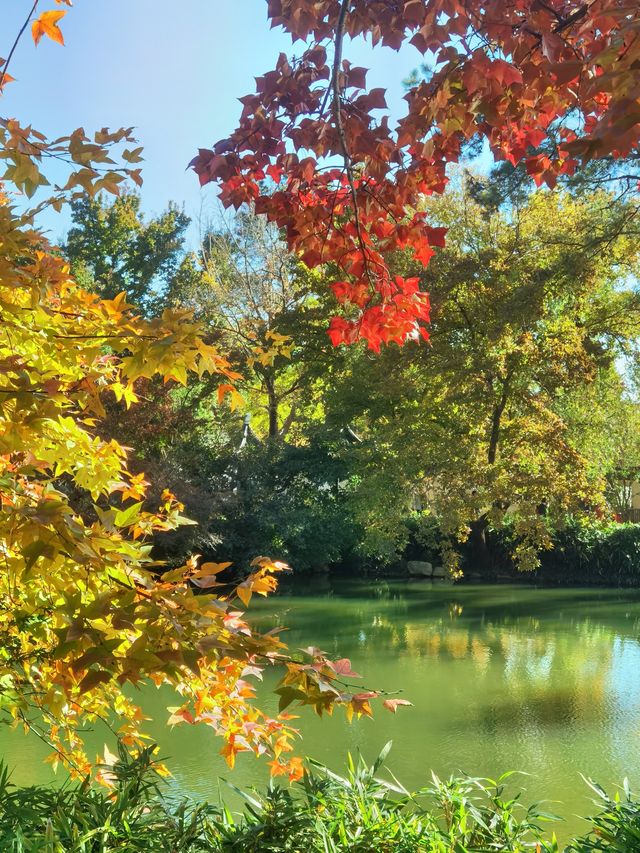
[0,0,39,91]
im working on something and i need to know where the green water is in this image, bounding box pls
[3,582,640,841]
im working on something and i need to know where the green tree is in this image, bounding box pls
[155,210,355,568]
[323,184,640,572]
[560,370,640,519]
[65,192,191,309]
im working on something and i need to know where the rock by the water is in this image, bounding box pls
[432,565,446,579]
[466,572,484,581]
[407,560,433,577]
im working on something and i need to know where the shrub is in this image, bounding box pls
[567,778,640,851]
[0,744,216,852]
[464,517,640,584]
[215,748,553,852]
[540,521,640,585]
[404,514,444,565]
[204,441,363,573]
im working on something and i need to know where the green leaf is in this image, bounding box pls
[114,501,144,527]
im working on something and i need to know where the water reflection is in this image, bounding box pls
[250,582,640,833]
[1,582,640,843]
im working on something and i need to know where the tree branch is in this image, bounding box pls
[0,0,39,90]
[330,0,376,288]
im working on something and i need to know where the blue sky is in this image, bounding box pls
[4,0,421,248]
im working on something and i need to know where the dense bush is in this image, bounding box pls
[403,514,445,565]
[482,518,640,584]
[0,746,212,852]
[124,418,364,573]
[539,521,640,585]
[2,744,639,851]
[203,441,363,573]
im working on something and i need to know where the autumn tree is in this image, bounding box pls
[165,209,323,441]
[192,0,640,351]
[0,4,401,782]
[321,184,640,570]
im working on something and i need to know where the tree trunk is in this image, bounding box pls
[469,516,491,571]
[487,380,510,465]
[265,376,279,440]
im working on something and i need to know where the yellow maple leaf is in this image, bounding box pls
[31,10,67,46]
[236,583,252,607]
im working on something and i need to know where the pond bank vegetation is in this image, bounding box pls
[2,744,637,852]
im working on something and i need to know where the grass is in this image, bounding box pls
[0,742,638,851]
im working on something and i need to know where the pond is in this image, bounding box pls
[3,581,640,841]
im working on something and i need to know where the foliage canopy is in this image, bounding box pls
[192,0,640,350]
[1,0,639,781]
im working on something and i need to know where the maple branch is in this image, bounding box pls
[12,303,87,319]
[0,0,39,90]
[250,650,403,697]
[16,710,84,775]
[0,387,47,394]
[519,2,589,62]
[330,0,376,288]
[52,333,155,340]
[534,0,564,26]
[553,4,588,35]
[360,181,400,224]
[331,1,351,162]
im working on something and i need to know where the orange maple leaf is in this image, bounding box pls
[31,10,67,47]
[382,698,413,714]
[0,72,15,91]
